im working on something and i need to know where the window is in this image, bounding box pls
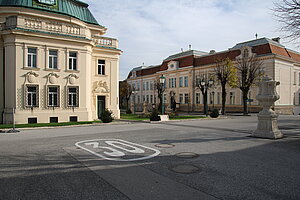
[49,50,58,69]
[70,116,78,122]
[169,78,176,88]
[50,117,58,123]
[26,85,38,107]
[28,48,37,68]
[98,60,105,75]
[150,82,153,90]
[179,77,183,87]
[299,73,300,86]
[137,83,140,91]
[28,118,37,124]
[179,94,183,103]
[137,95,140,103]
[217,92,221,105]
[184,76,188,87]
[146,95,149,103]
[146,82,149,90]
[37,0,56,5]
[68,87,79,107]
[196,93,201,104]
[243,49,249,57]
[230,92,235,105]
[143,82,146,90]
[48,86,59,107]
[69,52,77,70]
[184,93,189,104]
[150,95,153,103]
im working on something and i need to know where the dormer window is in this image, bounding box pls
[243,49,249,57]
[167,61,179,71]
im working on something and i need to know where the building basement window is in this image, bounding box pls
[70,116,78,122]
[28,118,37,124]
[50,117,58,123]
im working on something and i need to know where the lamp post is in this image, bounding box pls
[200,78,214,116]
[212,91,215,109]
[159,75,166,115]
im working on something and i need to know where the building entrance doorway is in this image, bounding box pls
[97,96,106,119]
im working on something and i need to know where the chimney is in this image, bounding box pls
[181,48,184,52]
[272,37,280,43]
[209,50,216,54]
[189,44,192,50]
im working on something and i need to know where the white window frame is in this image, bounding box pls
[184,76,188,87]
[179,77,183,87]
[28,48,37,68]
[98,59,105,75]
[184,93,189,104]
[25,85,39,107]
[68,86,79,107]
[196,93,201,104]
[47,86,60,107]
[49,50,58,69]
[69,52,77,70]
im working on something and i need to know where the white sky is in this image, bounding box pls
[84,0,298,80]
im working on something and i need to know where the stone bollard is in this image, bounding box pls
[252,76,283,139]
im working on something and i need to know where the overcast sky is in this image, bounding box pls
[84,0,296,80]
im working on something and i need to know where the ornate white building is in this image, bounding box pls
[0,0,122,124]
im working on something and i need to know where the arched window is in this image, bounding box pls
[243,49,249,57]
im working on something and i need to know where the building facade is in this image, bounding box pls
[126,38,300,115]
[0,0,121,124]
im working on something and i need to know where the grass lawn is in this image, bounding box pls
[120,114,206,121]
[0,121,102,129]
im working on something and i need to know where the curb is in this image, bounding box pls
[0,121,131,132]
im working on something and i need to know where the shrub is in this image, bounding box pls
[100,109,114,123]
[149,109,160,121]
[168,112,176,119]
[126,109,132,114]
[209,109,220,118]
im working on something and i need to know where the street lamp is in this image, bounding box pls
[199,78,214,116]
[159,75,166,115]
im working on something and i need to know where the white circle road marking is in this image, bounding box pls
[75,139,161,162]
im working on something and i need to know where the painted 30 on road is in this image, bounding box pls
[75,139,160,162]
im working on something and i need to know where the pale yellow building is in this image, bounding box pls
[0,0,121,124]
[127,38,300,115]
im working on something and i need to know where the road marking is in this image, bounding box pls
[75,139,160,162]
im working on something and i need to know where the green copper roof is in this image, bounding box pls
[0,0,101,26]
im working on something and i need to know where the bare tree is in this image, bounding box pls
[236,54,264,115]
[119,81,132,111]
[195,73,214,115]
[273,0,300,41]
[214,57,237,115]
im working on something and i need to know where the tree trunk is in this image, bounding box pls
[221,86,227,115]
[242,90,249,115]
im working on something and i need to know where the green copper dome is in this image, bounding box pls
[0,0,101,26]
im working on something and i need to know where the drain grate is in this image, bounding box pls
[170,164,200,174]
[175,152,199,159]
[155,143,175,148]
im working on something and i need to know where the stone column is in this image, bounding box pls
[252,76,283,139]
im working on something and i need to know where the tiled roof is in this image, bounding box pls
[127,37,300,80]
[0,0,101,26]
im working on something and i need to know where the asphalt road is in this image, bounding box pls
[0,115,299,200]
